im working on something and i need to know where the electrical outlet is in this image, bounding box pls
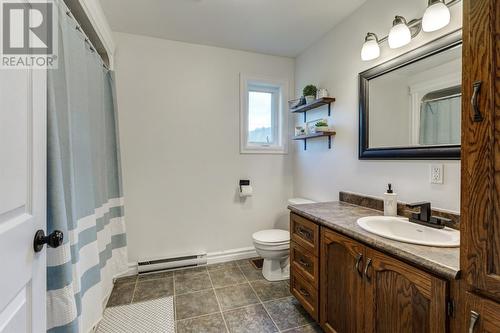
[430,164,444,184]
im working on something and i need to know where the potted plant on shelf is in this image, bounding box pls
[303,85,317,104]
[315,120,330,132]
[295,126,306,136]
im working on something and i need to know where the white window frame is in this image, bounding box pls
[240,73,288,154]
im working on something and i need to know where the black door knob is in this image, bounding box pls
[33,230,64,253]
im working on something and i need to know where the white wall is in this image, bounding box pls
[114,33,295,263]
[294,0,462,212]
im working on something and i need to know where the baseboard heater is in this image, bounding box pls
[137,253,207,274]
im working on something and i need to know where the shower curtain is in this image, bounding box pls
[46,2,128,332]
[419,96,461,145]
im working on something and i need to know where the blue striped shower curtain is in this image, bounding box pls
[47,1,128,332]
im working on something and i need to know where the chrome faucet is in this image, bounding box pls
[406,202,450,229]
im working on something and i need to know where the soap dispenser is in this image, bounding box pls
[384,184,398,216]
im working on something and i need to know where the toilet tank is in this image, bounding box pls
[288,198,316,205]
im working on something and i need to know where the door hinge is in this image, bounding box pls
[447,299,456,318]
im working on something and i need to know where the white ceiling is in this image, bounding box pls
[99,0,367,57]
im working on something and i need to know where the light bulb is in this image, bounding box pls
[361,33,380,61]
[422,0,451,32]
[388,16,412,49]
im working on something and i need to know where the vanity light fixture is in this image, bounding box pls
[360,0,461,61]
[361,33,380,61]
[388,16,412,49]
[422,0,451,32]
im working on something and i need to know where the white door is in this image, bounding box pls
[0,63,47,332]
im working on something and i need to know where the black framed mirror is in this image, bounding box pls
[359,30,462,160]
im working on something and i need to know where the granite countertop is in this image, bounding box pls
[288,201,460,280]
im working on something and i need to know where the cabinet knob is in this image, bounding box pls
[468,311,480,333]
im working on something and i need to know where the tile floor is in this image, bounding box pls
[107,259,323,333]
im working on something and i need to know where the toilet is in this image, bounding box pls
[252,198,316,281]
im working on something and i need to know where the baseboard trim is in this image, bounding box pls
[206,246,258,265]
[122,246,258,275]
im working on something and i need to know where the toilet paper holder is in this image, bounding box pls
[239,180,250,192]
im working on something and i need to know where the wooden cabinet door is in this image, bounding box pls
[320,228,365,333]
[364,249,448,333]
[461,0,500,300]
[464,292,500,333]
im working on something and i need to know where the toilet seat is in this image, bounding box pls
[254,242,289,252]
[253,240,289,247]
[252,229,289,245]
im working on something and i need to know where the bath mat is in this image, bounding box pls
[250,258,264,269]
[97,297,175,333]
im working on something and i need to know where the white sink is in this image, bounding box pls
[356,216,460,247]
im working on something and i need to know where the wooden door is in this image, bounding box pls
[464,292,500,333]
[364,249,448,333]
[320,229,365,333]
[0,64,47,332]
[461,0,500,300]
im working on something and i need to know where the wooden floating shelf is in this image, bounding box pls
[290,97,336,122]
[293,131,337,140]
[293,131,336,150]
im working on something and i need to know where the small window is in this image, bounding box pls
[240,74,288,154]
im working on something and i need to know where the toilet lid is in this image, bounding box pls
[252,229,290,244]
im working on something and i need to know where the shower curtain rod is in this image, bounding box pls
[421,93,462,104]
[60,1,110,70]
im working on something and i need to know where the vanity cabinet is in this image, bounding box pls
[460,0,500,330]
[320,229,365,333]
[461,0,500,302]
[290,213,320,320]
[363,248,447,333]
[319,228,448,333]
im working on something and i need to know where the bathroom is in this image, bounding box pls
[0,0,498,332]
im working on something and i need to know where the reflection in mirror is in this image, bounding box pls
[368,44,461,149]
[420,85,461,145]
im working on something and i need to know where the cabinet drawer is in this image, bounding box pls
[290,213,319,254]
[291,268,318,321]
[291,241,319,288]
